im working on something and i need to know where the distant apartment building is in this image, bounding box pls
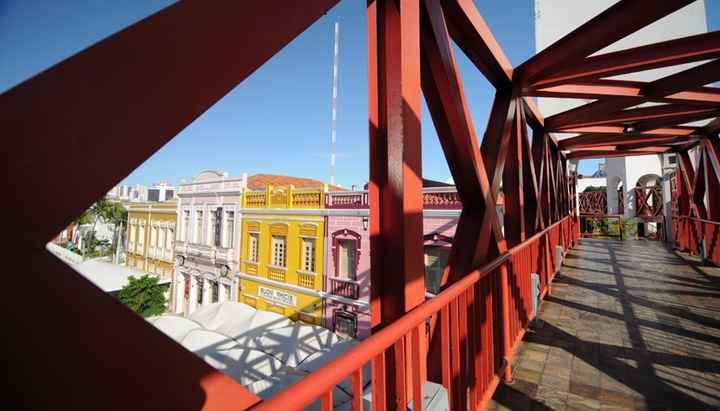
[173,171,245,316]
[148,181,176,202]
[126,199,177,280]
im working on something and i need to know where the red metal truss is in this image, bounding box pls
[529,30,720,89]
[4,0,719,409]
[2,1,338,409]
[579,191,608,215]
[515,0,696,84]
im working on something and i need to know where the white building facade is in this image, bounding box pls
[173,171,247,316]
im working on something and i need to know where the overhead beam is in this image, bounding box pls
[525,80,720,105]
[616,136,700,151]
[442,0,513,88]
[566,148,670,160]
[531,31,720,88]
[642,59,720,98]
[559,133,699,150]
[557,125,695,136]
[549,104,718,131]
[516,0,695,84]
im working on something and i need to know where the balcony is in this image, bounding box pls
[244,261,259,275]
[267,266,286,282]
[297,270,316,289]
[328,277,360,299]
[214,247,235,263]
[325,191,368,209]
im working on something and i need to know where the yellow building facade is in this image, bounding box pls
[126,200,177,280]
[239,185,325,325]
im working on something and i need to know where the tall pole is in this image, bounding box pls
[330,21,339,186]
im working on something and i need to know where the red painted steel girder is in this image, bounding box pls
[566,148,671,160]
[1,1,339,409]
[557,125,696,136]
[550,104,719,132]
[531,31,720,89]
[515,0,695,84]
[559,133,698,150]
[368,0,425,326]
[420,0,507,276]
[441,0,513,88]
[525,80,720,105]
[1,0,338,245]
[616,136,700,151]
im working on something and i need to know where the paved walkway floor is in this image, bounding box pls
[488,239,720,411]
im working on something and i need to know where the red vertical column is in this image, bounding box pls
[368,0,425,408]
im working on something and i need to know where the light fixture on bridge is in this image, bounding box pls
[623,123,637,134]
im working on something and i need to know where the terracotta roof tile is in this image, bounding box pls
[246,174,345,191]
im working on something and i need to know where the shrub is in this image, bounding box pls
[118,275,167,317]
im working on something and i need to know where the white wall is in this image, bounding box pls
[624,155,663,218]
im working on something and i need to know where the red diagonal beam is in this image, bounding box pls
[566,148,670,160]
[692,149,708,218]
[703,137,720,220]
[546,58,720,131]
[635,110,720,133]
[699,118,720,137]
[642,59,720,98]
[559,133,701,150]
[502,101,526,246]
[516,0,694,84]
[526,80,720,105]
[520,107,542,235]
[531,31,720,88]
[2,0,345,409]
[614,136,700,151]
[420,0,507,277]
[550,104,717,131]
[441,0,513,88]
[677,151,699,217]
[558,125,695,136]
[1,0,338,245]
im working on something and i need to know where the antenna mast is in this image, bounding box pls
[330,21,339,186]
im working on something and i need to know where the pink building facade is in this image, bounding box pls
[322,188,462,339]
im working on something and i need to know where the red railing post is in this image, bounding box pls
[498,264,512,382]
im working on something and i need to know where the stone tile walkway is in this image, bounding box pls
[488,239,720,411]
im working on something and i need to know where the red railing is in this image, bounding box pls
[673,216,720,266]
[252,216,578,411]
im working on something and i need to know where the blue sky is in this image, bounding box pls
[1,1,718,188]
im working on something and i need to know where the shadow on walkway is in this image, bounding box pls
[489,238,720,411]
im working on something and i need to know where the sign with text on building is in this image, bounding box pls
[258,286,297,307]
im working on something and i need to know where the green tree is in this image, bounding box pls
[118,275,167,317]
[583,186,607,193]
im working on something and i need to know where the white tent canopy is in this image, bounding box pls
[149,302,356,409]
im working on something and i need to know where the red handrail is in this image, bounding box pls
[252,216,574,411]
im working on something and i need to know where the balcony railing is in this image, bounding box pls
[324,188,463,210]
[325,191,368,209]
[328,277,360,299]
[267,266,286,282]
[243,185,325,209]
[297,271,316,289]
[422,188,462,209]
